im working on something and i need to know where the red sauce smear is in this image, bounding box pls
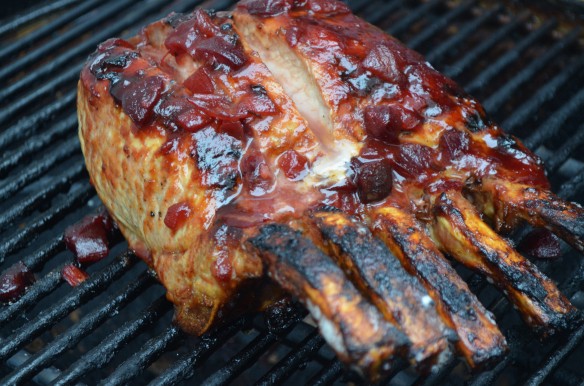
[0,261,35,303]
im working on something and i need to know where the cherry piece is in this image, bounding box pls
[192,36,247,69]
[519,228,561,260]
[351,158,393,204]
[278,150,309,180]
[164,201,193,231]
[300,0,351,15]
[218,120,245,140]
[64,211,114,264]
[394,143,434,178]
[212,254,233,282]
[122,76,165,125]
[62,264,89,287]
[362,44,405,84]
[363,104,422,143]
[175,109,212,132]
[0,261,35,303]
[439,128,470,162]
[184,66,215,94]
[242,149,274,196]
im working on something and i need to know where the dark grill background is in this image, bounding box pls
[1,0,583,385]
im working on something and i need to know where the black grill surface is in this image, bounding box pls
[1,0,584,385]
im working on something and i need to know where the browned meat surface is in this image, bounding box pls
[78,0,583,380]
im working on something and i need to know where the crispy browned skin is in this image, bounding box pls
[370,204,507,368]
[78,0,584,380]
[309,209,453,371]
[249,224,409,381]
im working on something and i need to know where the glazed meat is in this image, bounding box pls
[78,0,584,380]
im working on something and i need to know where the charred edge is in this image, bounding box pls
[530,199,584,253]
[312,212,419,292]
[380,214,510,365]
[249,224,339,285]
[249,224,412,379]
[465,110,488,133]
[387,221,481,323]
[434,195,577,333]
[311,211,452,371]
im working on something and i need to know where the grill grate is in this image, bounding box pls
[1,0,584,385]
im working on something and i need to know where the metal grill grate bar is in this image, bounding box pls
[0,115,77,177]
[544,123,584,172]
[0,140,81,202]
[200,307,306,386]
[203,332,278,386]
[0,0,81,38]
[426,5,502,64]
[256,330,325,386]
[0,163,85,232]
[0,91,75,151]
[1,272,154,386]
[465,19,557,94]
[0,182,92,261]
[149,318,248,386]
[52,292,171,386]
[0,0,205,103]
[0,252,135,362]
[559,168,584,198]
[103,325,184,386]
[408,0,475,50]
[502,54,584,133]
[415,356,458,386]
[445,13,527,78]
[467,356,513,386]
[22,236,65,272]
[0,0,102,63]
[387,0,441,36]
[0,67,80,126]
[0,0,137,83]
[0,266,65,327]
[524,86,584,149]
[308,359,343,386]
[483,28,580,113]
[525,326,584,386]
[361,0,403,25]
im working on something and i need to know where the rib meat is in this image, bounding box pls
[78,0,584,380]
